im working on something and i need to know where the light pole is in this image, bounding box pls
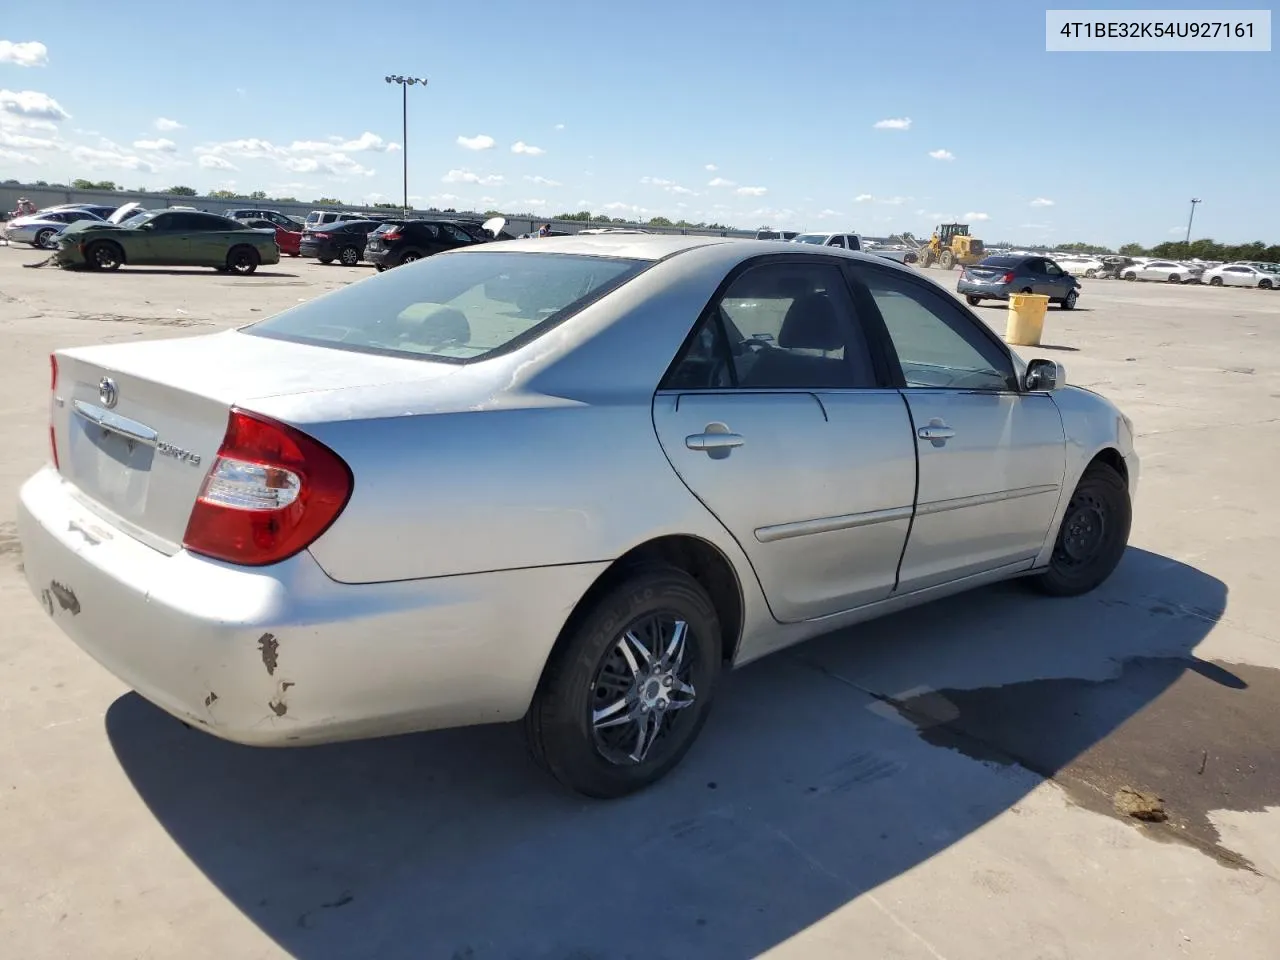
[384,74,428,217]
[1185,197,1201,248]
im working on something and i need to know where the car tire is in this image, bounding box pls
[1209,276,1224,287]
[318,256,334,264]
[374,264,387,272]
[1084,268,1097,278]
[339,246,360,266]
[525,564,722,799]
[226,246,260,275]
[34,228,55,248]
[1123,272,1136,281]
[85,240,123,271]
[1029,461,1131,598]
[1167,274,1181,283]
[1260,279,1273,290]
[1019,287,1033,295]
[400,251,421,266]
[1061,289,1078,310]
[965,295,981,306]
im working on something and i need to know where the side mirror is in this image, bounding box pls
[1025,358,1065,391]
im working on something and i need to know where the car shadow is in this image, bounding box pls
[106,547,1236,959]
[1030,343,1080,352]
[95,269,302,278]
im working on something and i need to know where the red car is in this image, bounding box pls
[244,219,301,257]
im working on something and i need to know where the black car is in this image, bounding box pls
[298,219,383,265]
[956,254,1081,310]
[364,218,497,270]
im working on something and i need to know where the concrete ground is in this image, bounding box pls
[1,245,1279,960]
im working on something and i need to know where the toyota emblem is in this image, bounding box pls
[98,377,118,409]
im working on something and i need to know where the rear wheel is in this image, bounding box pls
[375,263,387,272]
[1167,274,1181,283]
[226,245,260,275]
[1209,276,1224,287]
[399,251,422,266]
[525,565,722,798]
[85,240,123,271]
[1030,462,1130,597]
[966,295,981,306]
[339,245,360,266]
[1084,268,1097,278]
[1260,279,1273,290]
[940,249,955,270]
[34,227,55,248]
[318,256,334,264]
[1123,271,1137,281]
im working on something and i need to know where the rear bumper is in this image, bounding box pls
[956,281,1012,299]
[299,241,332,259]
[17,467,605,746]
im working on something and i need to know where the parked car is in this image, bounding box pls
[303,210,384,232]
[793,232,863,251]
[957,254,1081,309]
[754,228,799,241]
[299,219,383,265]
[19,235,1137,797]
[1120,260,1198,283]
[241,219,302,257]
[1201,263,1277,289]
[364,217,503,270]
[2,208,105,247]
[52,209,281,274]
[226,208,305,230]
[1054,255,1106,278]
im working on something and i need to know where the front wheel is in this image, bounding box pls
[1209,276,1224,287]
[1167,274,1181,284]
[525,565,722,798]
[1260,279,1273,290]
[1030,462,1131,597]
[1061,289,1079,310]
[34,228,55,248]
[1084,268,1097,278]
[1123,272,1137,281]
[85,241,123,271]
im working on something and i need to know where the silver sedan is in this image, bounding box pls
[1120,259,1199,283]
[18,235,1139,797]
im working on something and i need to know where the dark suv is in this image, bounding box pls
[364,219,499,270]
[299,219,383,266]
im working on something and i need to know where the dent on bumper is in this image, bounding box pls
[17,467,606,746]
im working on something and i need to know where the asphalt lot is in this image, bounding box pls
[2,244,1280,960]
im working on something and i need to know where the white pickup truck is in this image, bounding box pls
[790,231,916,264]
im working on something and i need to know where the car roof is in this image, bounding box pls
[489,233,732,261]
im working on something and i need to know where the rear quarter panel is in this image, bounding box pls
[298,400,743,584]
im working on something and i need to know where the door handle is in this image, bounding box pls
[686,422,744,458]
[686,432,745,451]
[917,419,955,445]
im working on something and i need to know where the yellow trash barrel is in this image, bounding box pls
[1005,293,1049,346]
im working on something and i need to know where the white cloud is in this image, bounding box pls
[554,123,565,131]
[133,137,177,152]
[855,193,874,202]
[705,163,718,171]
[71,145,156,172]
[154,117,184,131]
[442,168,505,185]
[456,133,495,151]
[198,154,237,170]
[511,140,545,155]
[0,89,68,121]
[928,149,955,161]
[707,177,736,187]
[873,117,912,130]
[0,129,55,149]
[817,209,842,219]
[0,41,49,67]
[479,195,498,204]
[963,211,990,221]
[431,193,460,203]
[670,185,698,196]
[1030,197,1055,207]
[881,196,909,205]
[641,176,673,186]
[524,174,562,187]
[0,147,38,163]
[522,198,548,206]
[736,186,768,196]
[288,132,396,154]
[601,201,645,214]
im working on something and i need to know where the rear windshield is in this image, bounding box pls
[977,255,1022,267]
[244,250,648,363]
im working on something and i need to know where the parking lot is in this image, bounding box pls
[2,245,1279,960]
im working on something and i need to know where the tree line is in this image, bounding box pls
[995,238,1280,262]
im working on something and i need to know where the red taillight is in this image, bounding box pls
[1000,271,1015,284]
[182,409,353,567]
[314,231,332,239]
[382,227,401,240]
[48,354,59,469]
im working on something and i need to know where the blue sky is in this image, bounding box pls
[1,1,1275,245]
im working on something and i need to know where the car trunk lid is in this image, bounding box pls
[965,265,1011,281]
[51,330,460,554]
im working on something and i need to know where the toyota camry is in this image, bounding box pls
[18,234,1138,798]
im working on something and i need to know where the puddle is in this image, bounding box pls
[894,656,1280,870]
